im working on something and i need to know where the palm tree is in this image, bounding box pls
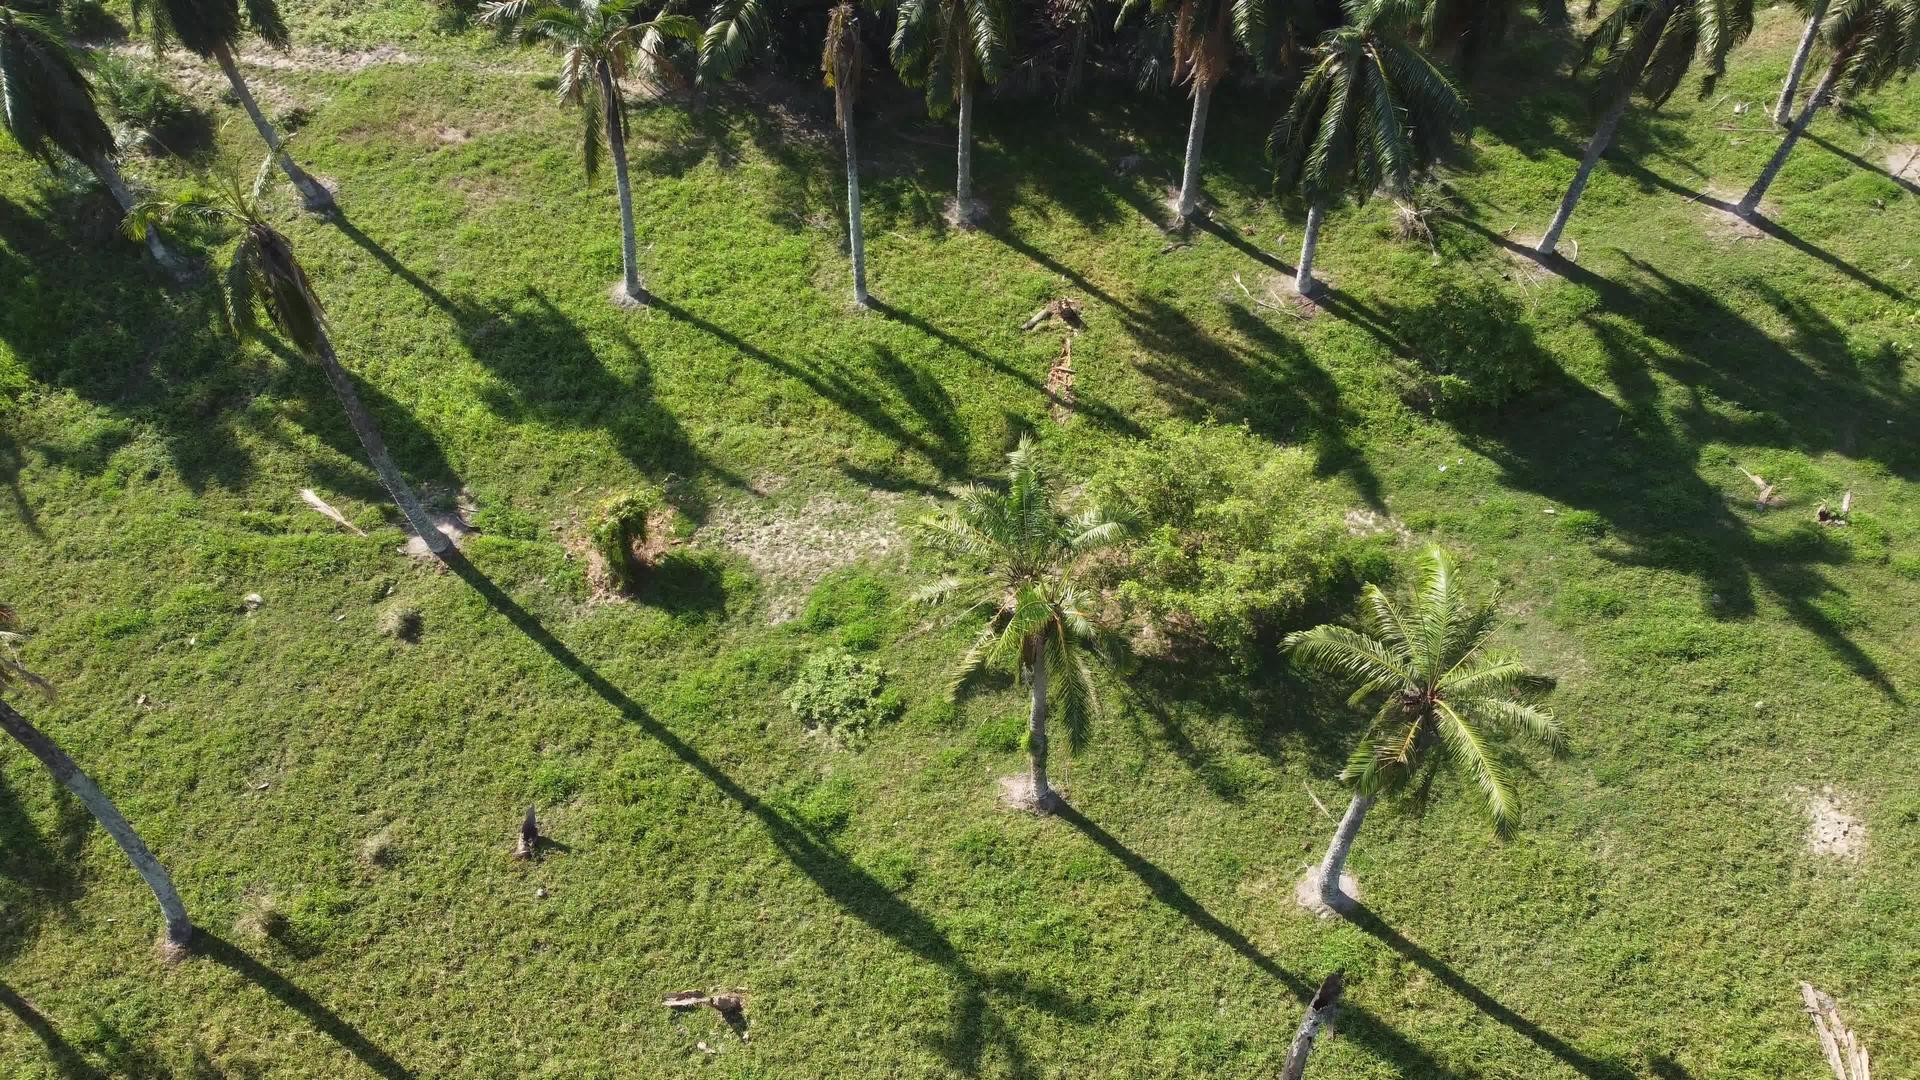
[0,605,194,949]
[130,0,333,213]
[1282,547,1562,913]
[1118,0,1275,222]
[0,4,181,270]
[1773,0,1831,124]
[1270,0,1465,295]
[915,436,1131,813]
[1535,0,1754,254]
[1421,0,1520,77]
[1740,0,1918,215]
[485,0,697,305]
[891,0,1011,225]
[131,165,449,554]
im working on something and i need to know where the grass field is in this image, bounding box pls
[2,2,1919,1076]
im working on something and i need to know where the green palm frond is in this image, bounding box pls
[0,9,114,168]
[700,0,777,81]
[1434,700,1520,834]
[1282,623,1416,699]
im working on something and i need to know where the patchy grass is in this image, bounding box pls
[2,4,1918,1078]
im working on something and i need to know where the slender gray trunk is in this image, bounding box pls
[1742,53,1844,215]
[1773,0,1828,126]
[1537,0,1675,255]
[312,332,448,553]
[600,61,643,301]
[1296,203,1324,295]
[841,101,868,306]
[1280,972,1345,1080]
[88,153,182,274]
[1176,81,1212,220]
[955,81,975,221]
[1318,794,1372,908]
[0,699,192,946]
[213,42,332,213]
[1024,634,1052,812]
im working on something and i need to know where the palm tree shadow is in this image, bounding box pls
[0,774,93,963]
[190,933,416,1080]
[0,430,44,539]
[1803,131,1920,198]
[0,985,107,1080]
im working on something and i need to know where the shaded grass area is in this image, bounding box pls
[1,5,1918,1077]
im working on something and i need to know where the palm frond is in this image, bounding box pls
[1434,700,1520,834]
[1282,623,1417,694]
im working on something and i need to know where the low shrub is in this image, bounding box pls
[590,489,661,593]
[783,649,902,747]
[90,54,205,155]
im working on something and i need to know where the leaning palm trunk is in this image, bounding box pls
[312,332,448,554]
[1296,203,1325,294]
[1536,0,1676,255]
[1742,50,1847,215]
[955,81,976,220]
[1773,0,1829,125]
[211,42,332,213]
[840,99,869,305]
[0,698,192,946]
[1316,794,1372,908]
[89,153,181,273]
[598,61,643,301]
[1024,633,1053,811]
[1280,972,1344,1080]
[1176,81,1212,220]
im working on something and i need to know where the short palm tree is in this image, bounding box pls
[131,164,449,554]
[891,0,1011,226]
[1282,547,1562,913]
[0,605,194,949]
[1117,0,1276,222]
[1739,0,1918,215]
[483,0,698,305]
[0,4,181,270]
[130,0,334,212]
[1270,0,1465,295]
[1535,0,1754,254]
[916,436,1131,813]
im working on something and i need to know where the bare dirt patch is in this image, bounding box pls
[704,491,908,622]
[1803,786,1866,861]
[1343,509,1413,542]
[1886,144,1920,184]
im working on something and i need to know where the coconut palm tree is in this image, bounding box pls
[1773,0,1831,124]
[0,605,194,949]
[1117,0,1276,222]
[485,0,698,305]
[1535,0,1754,254]
[129,0,333,212]
[1282,547,1563,913]
[130,165,449,554]
[915,436,1131,813]
[891,0,1011,225]
[1740,0,1918,214]
[1270,0,1465,295]
[0,4,181,270]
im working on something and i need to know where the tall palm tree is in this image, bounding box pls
[485,0,697,305]
[0,4,181,270]
[0,605,194,949]
[1283,548,1562,912]
[1773,0,1831,124]
[891,0,1011,226]
[131,165,449,554]
[1740,0,1918,214]
[1535,0,1754,254]
[1117,0,1275,222]
[130,0,333,213]
[915,436,1131,813]
[1270,0,1464,295]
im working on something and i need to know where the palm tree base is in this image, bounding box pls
[997,773,1060,814]
[1294,867,1360,918]
[944,197,987,229]
[609,281,650,309]
[156,927,194,963]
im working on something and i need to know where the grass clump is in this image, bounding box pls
[800,568,894,651]
[783,648,902,747]
[376,603,423,642]
[589,489,661,594]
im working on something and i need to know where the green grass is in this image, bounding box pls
[2,5,1919,1077]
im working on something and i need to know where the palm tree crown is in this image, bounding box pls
[1283,547,1562,834]
[131,0,287,58]
[0,5,113,169]
[1823,0,1919,96]
[890,0,1009,116]
[1578,0,1754,108]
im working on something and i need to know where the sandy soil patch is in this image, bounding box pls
[1802,785,1865,861]
[704,491,907,622]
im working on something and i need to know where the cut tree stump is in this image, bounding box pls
[1280,970,1344,1080]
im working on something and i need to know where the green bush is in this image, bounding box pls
[783,649,902,747]
[590,490,660,593]
[1397,273,1547,414]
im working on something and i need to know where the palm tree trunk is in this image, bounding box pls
[1536,0,1675,255]
[311,331,448,554]
[1296,203,1324,295]
[1280,972,1344,1080]
[1742,51,1846,216]
[0,698,192,946]
[1024,633,1052,812]
[1317,794,1372,908]
[955,81,975,221]
[599,61,643,302]
[1772,0,1828,126]
[1176,81,1212,220]
[87,153,183,275]
[212,42,332,214]
[841,101,869,306]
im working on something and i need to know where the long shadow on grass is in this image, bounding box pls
[193,933,416,1080]
[0,774,92,964]
[1803,132,1920,198]
[0,431,42,540]
[438,545,1077,1076]
[0,985,106,1080]
[1348,905,1637,1080]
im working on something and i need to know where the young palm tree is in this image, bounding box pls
[1740,0,1918,215]
[485,0,698,305]
[130,0,333,212]
[1282,548,1562,913]
[0,605,194,949]
[916,436,1131,813]
[1117,0,1275,222]
[131,166,449,554]
[1270,0,1465,295]
[823,3,871,306]
[891,0,1011,225]
[1773,0,1831,124]
[1535,0,1754,254]
[0,4,181,270]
